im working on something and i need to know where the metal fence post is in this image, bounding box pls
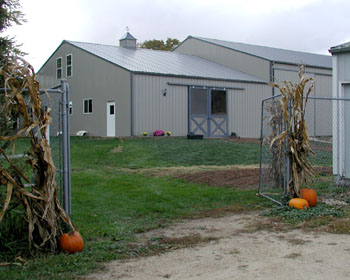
[283,99,291,200]
[258,99,265,195]
[61,79,71,216]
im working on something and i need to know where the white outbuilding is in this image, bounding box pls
[329,42,350,184]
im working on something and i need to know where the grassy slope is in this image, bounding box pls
[1,137,270,280]
[70,137,261,169]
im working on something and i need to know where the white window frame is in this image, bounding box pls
[56,57,62,80]
[83,98,93,114]
[66,54,73,77]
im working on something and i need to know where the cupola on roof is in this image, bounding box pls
[119,32,137,49]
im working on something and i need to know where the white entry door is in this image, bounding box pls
[107,101,116,137]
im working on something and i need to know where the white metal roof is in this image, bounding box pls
[329,42,350,54]
[65,40,266,83]
[188,36,332,69]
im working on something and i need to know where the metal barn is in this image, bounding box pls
[37,33,332,138]
[174,36,333,137]
[329,42,350,184]
[37,33,271,138]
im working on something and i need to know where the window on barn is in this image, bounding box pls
[191,88,208,115]
[211,90,227,114]
[56,57,62,79]
[66,54,72,77]
[83,99,92,114]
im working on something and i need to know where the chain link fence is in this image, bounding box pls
[0,80,71,214]
[258,95,349,205]
[41,80,71,215]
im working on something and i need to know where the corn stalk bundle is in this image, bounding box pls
[0,58,75,252]
[270,66,315,198]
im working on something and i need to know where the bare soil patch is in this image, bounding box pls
[121,164,258,176]
[120,165,261,190]
[123,164,331,192]
[222,137,261,143]
[173,165,332,190]
[175,168,259,189]
[110,146,123,153]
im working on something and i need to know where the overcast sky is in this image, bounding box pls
[5,0,350,71]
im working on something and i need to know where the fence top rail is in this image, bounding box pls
[307,96,350,101]
[0,87,62,94]
[262,94,350,102]
[0,153,28,160]
[262,94,282,102]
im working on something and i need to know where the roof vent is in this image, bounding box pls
[119,32,137,49]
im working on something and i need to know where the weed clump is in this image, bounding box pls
[261,204,344,222]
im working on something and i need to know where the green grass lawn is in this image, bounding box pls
[1,137,272,280]
[70,137,261,169]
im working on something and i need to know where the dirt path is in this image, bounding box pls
[83,213,350,280]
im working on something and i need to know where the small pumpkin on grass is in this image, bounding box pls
[59,231,84,253]
[288,198,309,210]
[301,188,317,207]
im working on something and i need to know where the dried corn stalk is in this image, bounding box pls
[270,66,315,198]
[0,58,75,252]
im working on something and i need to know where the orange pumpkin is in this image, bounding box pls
[59,231,84,253]
[301,188,317,207]
[288,198,309,210]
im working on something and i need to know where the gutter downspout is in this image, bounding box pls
[130,72,134,136]
[270,61,275,96]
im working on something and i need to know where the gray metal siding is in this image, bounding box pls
[314,74,332,136]
[38,42,131,137]
[273,65,332,137]
[229,82,271,137]
[38,54,64,136]
[133,75,188,136]
[174,37,270,81]
[273,63,331,77]
[273,67,301,84]
[336,53,350,82]
[39,92,61,136]
[133,74,271,138]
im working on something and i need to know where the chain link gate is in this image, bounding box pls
[258,95,350,205]
[0,79,71,215]
[42,79,71,215]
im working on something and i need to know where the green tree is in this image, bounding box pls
[140,38,180,51]
[0,0,25,64]
[1,0,25,134]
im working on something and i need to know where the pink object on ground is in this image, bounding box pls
[153,130,165,136]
